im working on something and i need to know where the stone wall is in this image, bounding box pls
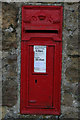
[1,1,80,120]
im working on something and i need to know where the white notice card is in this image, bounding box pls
[34,46,46,73]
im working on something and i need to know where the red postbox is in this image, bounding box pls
[21,6,63,115]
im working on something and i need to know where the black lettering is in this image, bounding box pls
[39,59,44,61]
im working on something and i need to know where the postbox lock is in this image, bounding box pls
[35,80,37,84]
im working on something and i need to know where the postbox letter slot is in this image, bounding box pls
[24,30,58,34]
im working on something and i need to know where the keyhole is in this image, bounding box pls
[35,80,37,84]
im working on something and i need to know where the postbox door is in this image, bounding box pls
[28,45,54,107]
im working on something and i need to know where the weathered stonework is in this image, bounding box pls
[1,1,80,120]
[2,3,18,29]
[2,80,18,107]
[2,2,18,110]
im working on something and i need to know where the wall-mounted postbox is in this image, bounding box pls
[21,6,63,115]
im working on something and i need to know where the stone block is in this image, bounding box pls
[2,80,18,107]
[62,93,74,106]
[65,58,79,83]
[61,106,78,119]
[2,32,17,50]
[2,2,18,30]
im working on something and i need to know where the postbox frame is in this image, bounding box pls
[21,5,63,115]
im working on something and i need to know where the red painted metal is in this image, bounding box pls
[21,5,63,115]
